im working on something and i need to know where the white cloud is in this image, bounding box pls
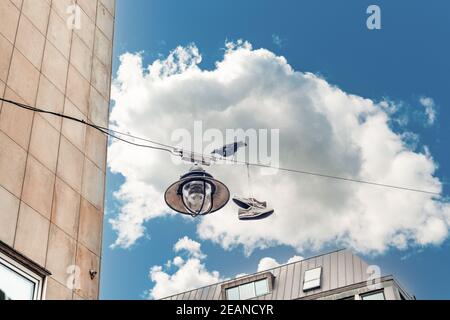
[419,96,437,125]
[173,256,185,267]
[174,236,206,259]
[108,181,170,249]
[109,41,449,255]
[147,237,222,299]
[287,255,304,264]
[257,257,279,272]
[148,261,222,299]
[257,255,304,272]
[147,236,303,299]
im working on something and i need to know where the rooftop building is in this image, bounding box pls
[163,249,413,301]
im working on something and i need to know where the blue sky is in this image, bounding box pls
[100,0,450,300]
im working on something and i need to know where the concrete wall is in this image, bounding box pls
[0,0,115,300]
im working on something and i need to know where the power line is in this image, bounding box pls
[0,98,177,155]
[0,97,443,196]
[232,160,441,195]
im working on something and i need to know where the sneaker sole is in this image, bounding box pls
[239,210,274,221]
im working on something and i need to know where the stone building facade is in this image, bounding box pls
[0,0,115,300]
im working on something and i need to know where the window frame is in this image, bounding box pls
[225,277,271,300]
[226,286,240,300]
[238,282,257,300]
[0,251,45,300]
[254,278,270,296]
[360,290,386,301]
[303,267,322,292]
[0,241,49,300]
[225,286,240,300]
[222,272,274,300]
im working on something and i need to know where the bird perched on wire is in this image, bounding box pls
[211,141,247,158]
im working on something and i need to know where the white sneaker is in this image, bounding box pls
[233,196,274,220]
[238,207,274,220]
[233,197,267,209]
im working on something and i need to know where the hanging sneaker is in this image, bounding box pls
[238,206,274,220]
[233,196,274,220]
[232,197,267,209]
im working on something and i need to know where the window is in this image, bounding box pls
[0,251,45,300]
[303,267,322,291]
[255,279,269,296]
[226,286,240,300]
[226,279,270,300]
[239,283,256,300]
[361,290,385,300]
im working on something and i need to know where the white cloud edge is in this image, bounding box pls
[419,96,437,125]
